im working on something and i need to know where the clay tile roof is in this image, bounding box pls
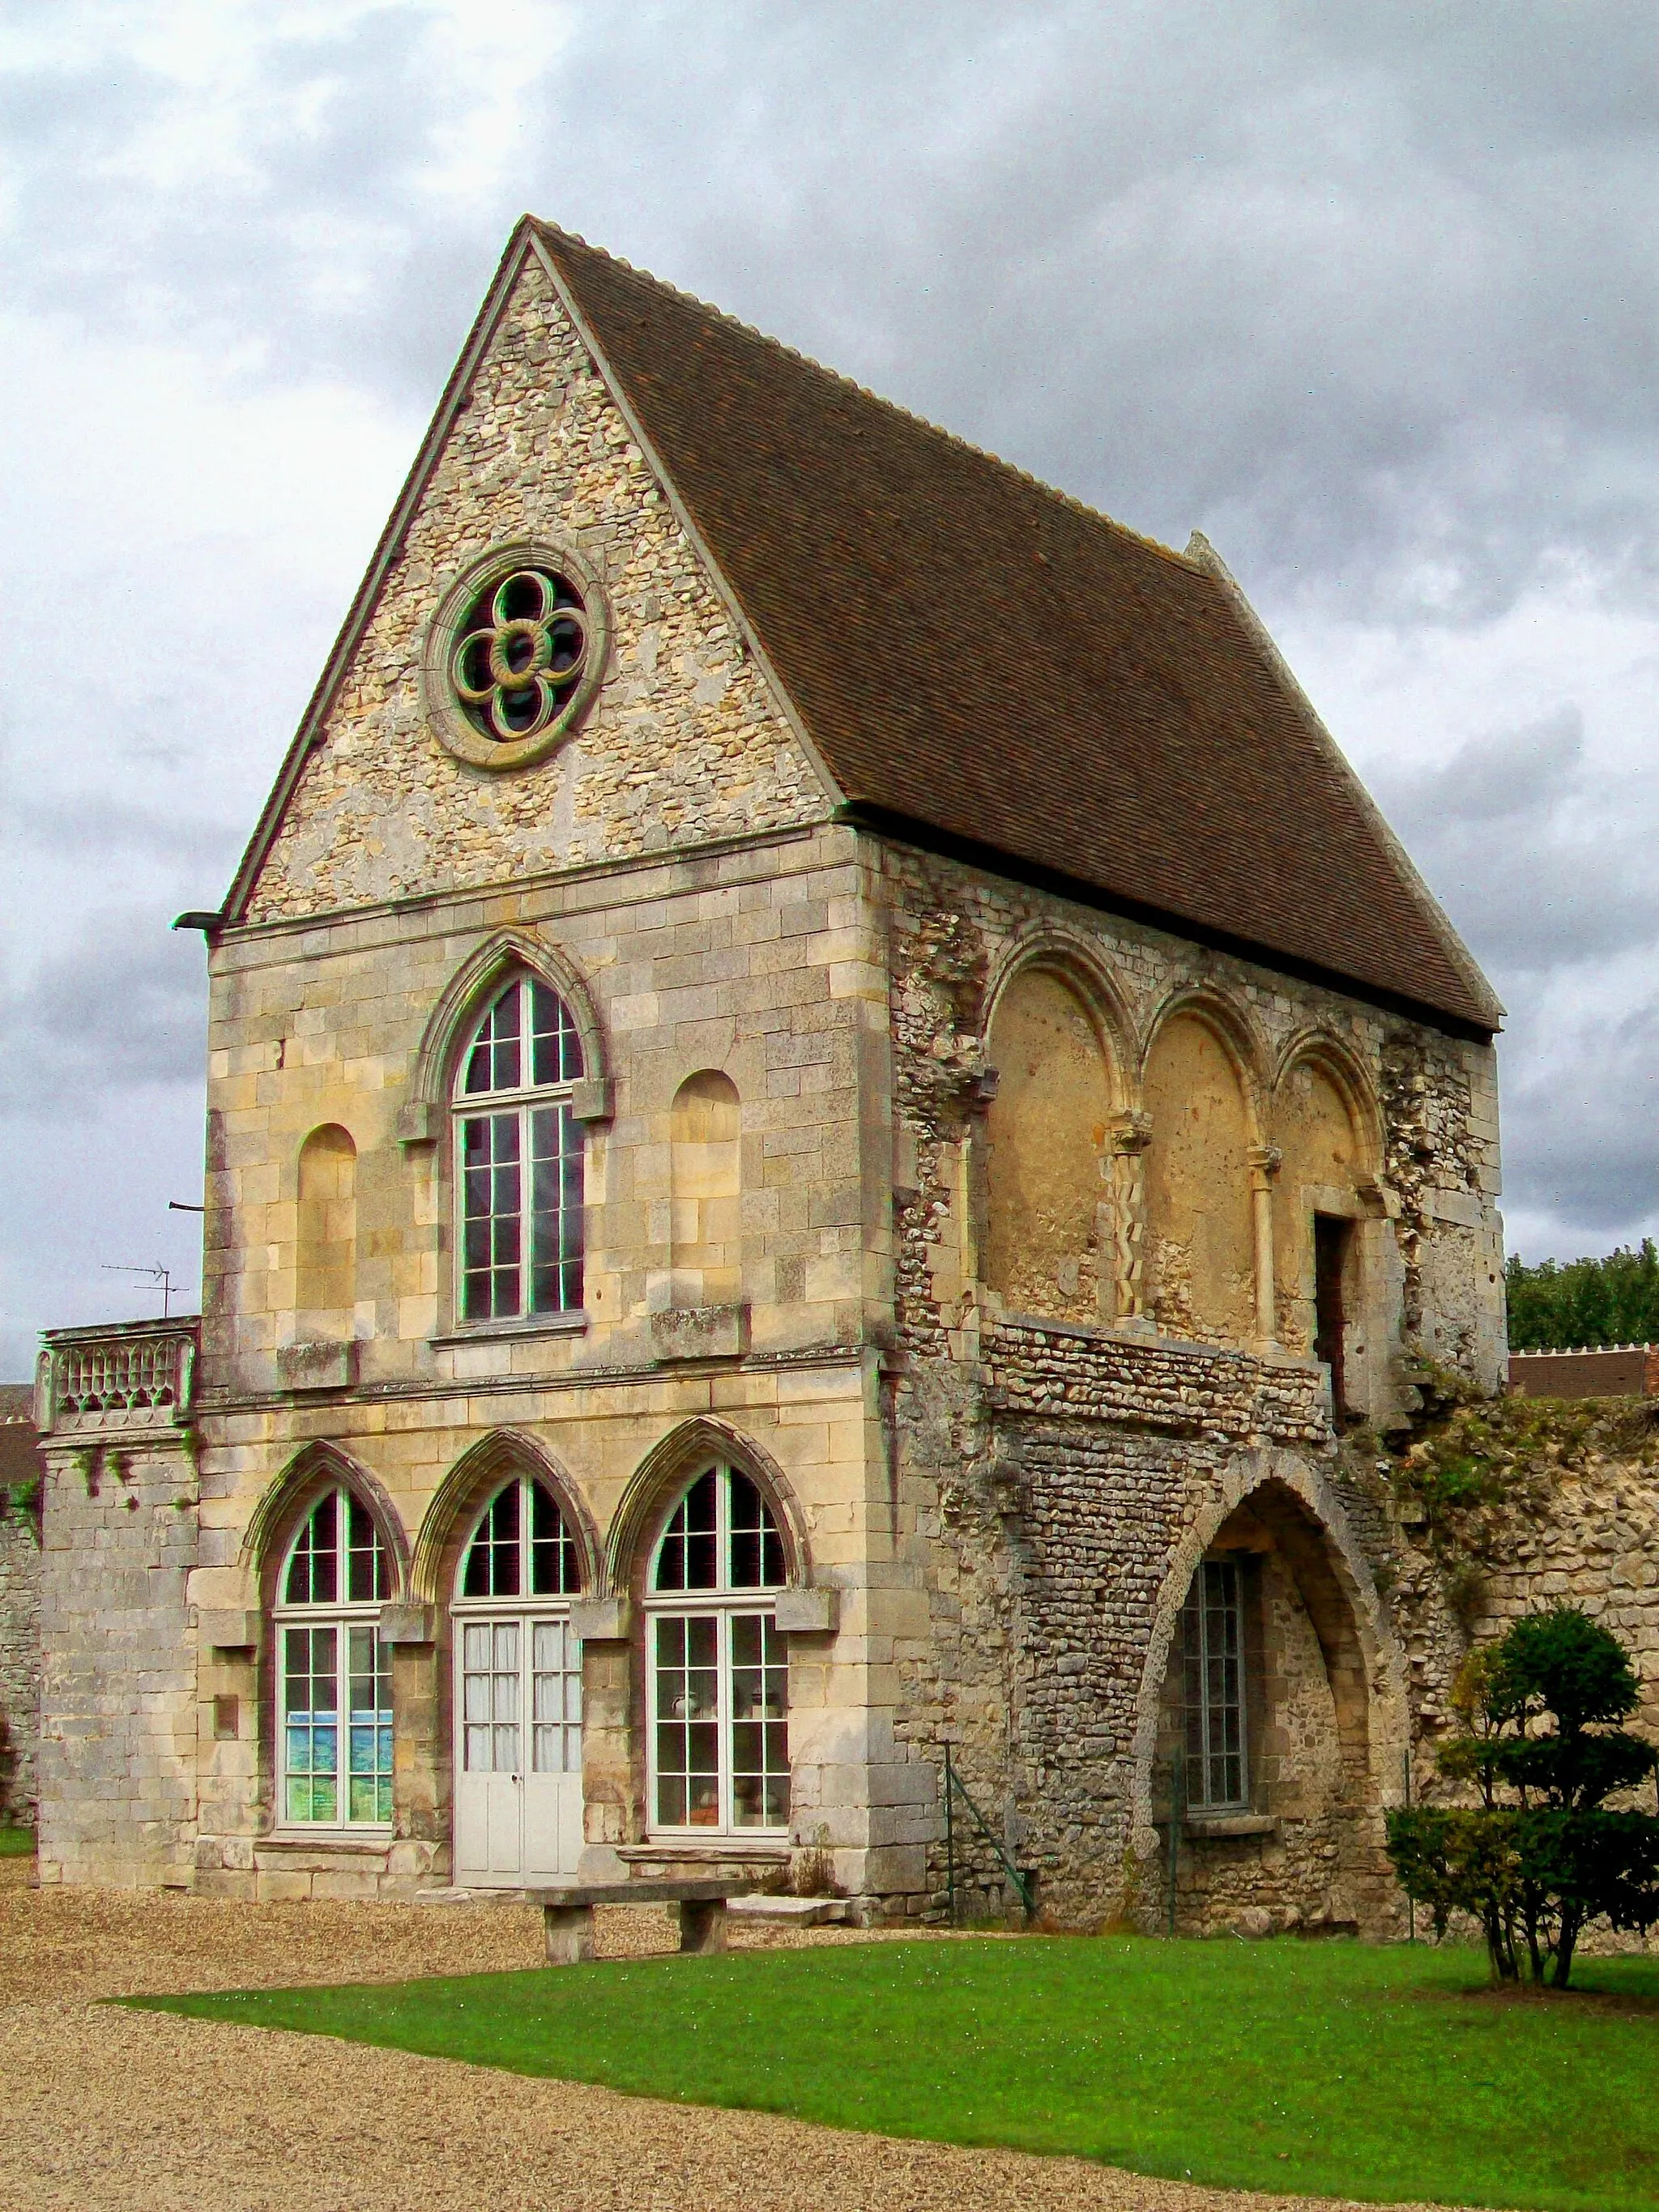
[537,222,1500,1038]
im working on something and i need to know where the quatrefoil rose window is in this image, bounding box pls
[452,569,589,744]
[424,542,608,771]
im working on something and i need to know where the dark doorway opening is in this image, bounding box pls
[1313,1214,1352,1419]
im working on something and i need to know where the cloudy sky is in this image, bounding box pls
[3,1,1657,1374]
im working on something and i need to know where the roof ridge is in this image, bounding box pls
[532,219,1201,578]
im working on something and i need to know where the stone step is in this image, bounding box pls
[725,1894,851,1924]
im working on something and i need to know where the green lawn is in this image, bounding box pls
[0,1825,34,1858]
[134,1935,1659,2212]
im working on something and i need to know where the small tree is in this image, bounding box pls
[1386,1607,1659,1987]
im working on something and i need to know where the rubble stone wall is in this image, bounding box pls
[877,842,1500,1929]
[0,1503,39,1823]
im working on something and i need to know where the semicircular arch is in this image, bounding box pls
[982,923,1135,1096]
[1138,982,1270,1124]
[1271,1026,1384,1171]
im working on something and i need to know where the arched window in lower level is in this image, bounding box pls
[274,1485,394,1830]
[646,1465,788,1835]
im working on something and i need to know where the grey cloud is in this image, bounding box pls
[0,911,207,1102]
[1373,709,1659,974]
[6,3,1659,618]
[1500,994,1659,1238]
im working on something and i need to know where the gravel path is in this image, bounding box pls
[0,1860,1443,2212]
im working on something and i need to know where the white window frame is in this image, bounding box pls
[451,975,586,1329]
[644,1464,791,1839]
[271,1485,395,1835]
[450,1474,584,1784]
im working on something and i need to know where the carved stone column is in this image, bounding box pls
[1248,1144,1282,1345]
[1105,1111,1154,1323]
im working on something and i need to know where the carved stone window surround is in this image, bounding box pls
[422,537,611,772]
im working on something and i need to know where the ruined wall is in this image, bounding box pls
[880,842,1498,1929]
[982,968,1114,1326]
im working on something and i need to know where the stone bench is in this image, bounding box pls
[524,1878,763,1964]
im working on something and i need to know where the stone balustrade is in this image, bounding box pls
[36,1318,200,1438]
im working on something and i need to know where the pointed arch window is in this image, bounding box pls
[646,1466,789,1835]
[273,1485,394,1830]
[454,976,585,1323]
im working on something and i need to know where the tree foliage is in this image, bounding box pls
[1385,1607,1659,1986]
[1506,1240,1659,1351]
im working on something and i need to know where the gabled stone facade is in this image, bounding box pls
[33,222,1526,1928]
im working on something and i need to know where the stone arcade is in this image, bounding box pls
[33,219,1508,1929]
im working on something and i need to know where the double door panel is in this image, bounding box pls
[454,1615,583,1883]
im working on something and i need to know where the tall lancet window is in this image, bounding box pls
[454,977,585,1323]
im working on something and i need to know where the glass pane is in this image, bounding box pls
[347,1493,388,1603]
[532,1618,581,1775]
[462,1481,522,1599]
[463,980,522,1097]
[460,1113,523,1321]
[728,1471,785,1589]
[283,1623,339,1825]
[529,979,583,1086]
[529,1105,583,1314]
[1183,1558,1247,1809]
[730,1612,787,1828]
[460,1621,519,1772]
[284,1489,338,1605]
[655,1612,721,1826]
[653,1468,719,1592]
[530,1480,578,1595]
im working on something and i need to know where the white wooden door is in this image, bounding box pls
[521,1618,584,1880]
[454,1614,583,1885]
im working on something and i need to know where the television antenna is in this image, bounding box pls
[101,1262,185,1319]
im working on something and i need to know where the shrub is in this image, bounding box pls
[1386,1608,1659,1986]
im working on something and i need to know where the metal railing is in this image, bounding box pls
[942,1745,1035,1924]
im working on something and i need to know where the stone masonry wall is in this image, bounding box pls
[36,1431,199,1886]
[877,841,1502,1929]
[248,254,826,923]
[0,1504,40,1823]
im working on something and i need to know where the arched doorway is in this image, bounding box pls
[1138,1460,1404,1936]
[450,1471,586,1883]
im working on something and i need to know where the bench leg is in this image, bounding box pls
[677,1899,727,1955]
[544,1903,595,1965]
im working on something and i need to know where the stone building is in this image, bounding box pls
[32,219,1510,1926]
[0,1388,42,1826]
